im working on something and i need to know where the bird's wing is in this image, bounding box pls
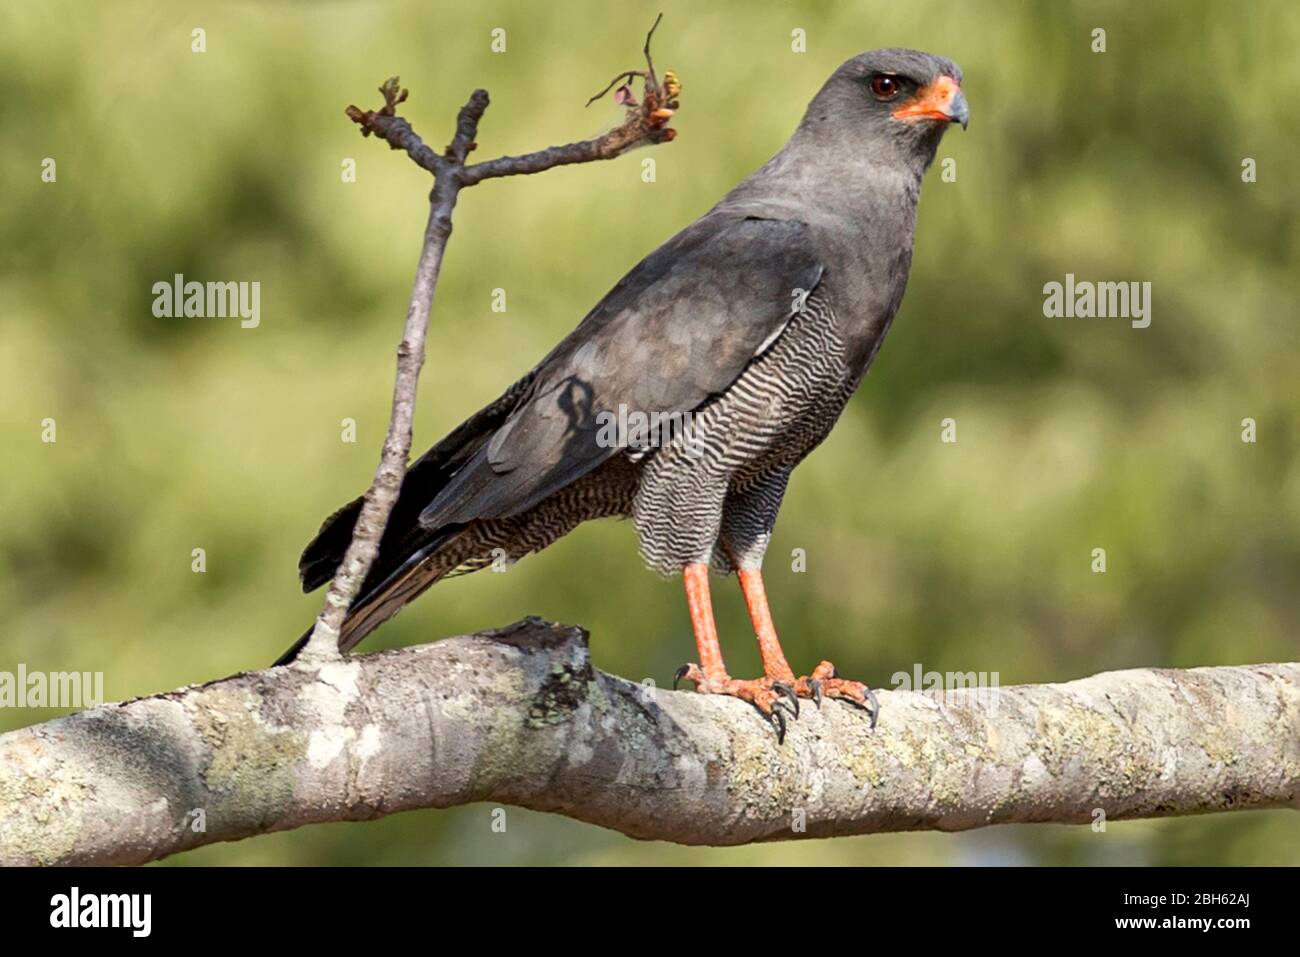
[418,213,824,527]
[297,371,537,593]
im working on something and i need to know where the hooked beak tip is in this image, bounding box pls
[949,91,970,130]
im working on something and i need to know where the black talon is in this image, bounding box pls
[865,688,880,730]
[769,706,787,744]
[673,664,690,690]
[772,681,799,718]
[809,679,823,709]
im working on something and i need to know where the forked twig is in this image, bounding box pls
[299,16,680,661]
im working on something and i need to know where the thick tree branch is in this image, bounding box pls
[1,618,1295,865]
[302,20,678,661]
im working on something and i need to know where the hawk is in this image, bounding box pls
[278,49,968,740]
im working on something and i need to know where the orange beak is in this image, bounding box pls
[891,75,969,129]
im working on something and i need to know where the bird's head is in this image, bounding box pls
[800,48,967,173]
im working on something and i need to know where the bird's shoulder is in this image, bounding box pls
[537,210,825,401]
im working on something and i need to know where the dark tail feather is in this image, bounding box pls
[274,527,465,666]
[282,373,537,667]
[297,374,536,597]
[299,497,366,593]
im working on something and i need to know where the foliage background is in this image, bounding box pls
[1,0,1297,865]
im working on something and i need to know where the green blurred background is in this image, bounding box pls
[2,0,1297,865]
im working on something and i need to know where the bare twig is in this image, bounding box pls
[298,19,679,662]
[642,12,663,89]
[2,619,1296,865]
[458,112,676,186]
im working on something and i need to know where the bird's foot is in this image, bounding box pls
[673,664,799,742]
[791,660,880,729]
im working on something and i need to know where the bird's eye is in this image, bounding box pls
[869,75,901,100]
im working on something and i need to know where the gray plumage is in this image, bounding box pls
[277,48,964,664]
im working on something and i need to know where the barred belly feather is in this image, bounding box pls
[632,290,859,575]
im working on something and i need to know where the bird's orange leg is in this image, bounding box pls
[674,563,799,739]
[682,562,727,682]
[738,567,880,727]
[737,567,796,683]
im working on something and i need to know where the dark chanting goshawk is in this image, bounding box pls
[279,49,969,739]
